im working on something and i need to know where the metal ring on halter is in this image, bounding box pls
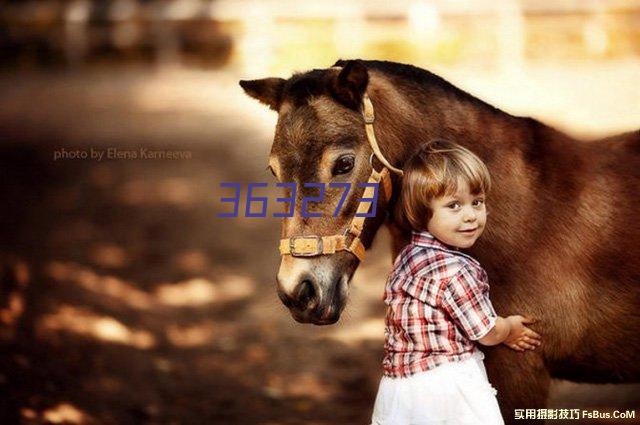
[342,225,360,241]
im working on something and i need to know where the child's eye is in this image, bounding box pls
[473,199,485,207]
[447,202,461,209]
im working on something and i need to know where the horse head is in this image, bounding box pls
[240,60,406,325]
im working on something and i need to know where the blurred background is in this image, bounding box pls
[0,0,639,424]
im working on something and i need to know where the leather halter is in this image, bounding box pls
[278,93,404,262]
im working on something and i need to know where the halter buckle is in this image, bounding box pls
[289,235,324,257]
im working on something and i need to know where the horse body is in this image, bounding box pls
[240,59,640,422]
[478,124,640,416]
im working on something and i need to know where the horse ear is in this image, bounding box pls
[329,60,369,110]
[239,78,286,111]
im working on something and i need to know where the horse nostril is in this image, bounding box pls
[277,288,294,308]
[295,280,317,310]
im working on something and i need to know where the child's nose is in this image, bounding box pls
[463,207,477,221]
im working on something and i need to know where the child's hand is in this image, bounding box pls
[503,315,541,352]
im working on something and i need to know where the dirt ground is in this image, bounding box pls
[0,67,638,424]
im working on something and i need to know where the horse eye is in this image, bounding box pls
[332,156,355,175]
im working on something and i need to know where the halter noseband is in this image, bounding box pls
[278,93,404,262]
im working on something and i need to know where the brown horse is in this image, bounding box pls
[239,59,640,423]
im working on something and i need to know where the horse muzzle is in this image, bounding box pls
[276,261,350,325]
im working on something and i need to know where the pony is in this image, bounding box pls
[239,59,640,422]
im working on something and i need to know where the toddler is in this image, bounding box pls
[370,140,542,425]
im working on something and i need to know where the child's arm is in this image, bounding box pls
[478,315,541,351]
[439,266,542,351]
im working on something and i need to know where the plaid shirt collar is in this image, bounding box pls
[410,230,481,267]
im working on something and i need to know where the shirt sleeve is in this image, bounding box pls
[440,265,498,341]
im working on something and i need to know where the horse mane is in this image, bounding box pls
[332,59,506,116]
[282,69,329,107]
[281,59,507,117]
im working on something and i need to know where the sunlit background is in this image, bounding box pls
[1,1,639,424]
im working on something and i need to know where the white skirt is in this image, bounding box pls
[370,351,504,425]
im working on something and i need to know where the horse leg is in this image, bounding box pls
[483,346,551,425]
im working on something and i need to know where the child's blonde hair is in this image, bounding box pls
[395,140,491,231]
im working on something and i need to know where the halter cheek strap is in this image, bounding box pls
[362,93,405,175]
[278,92,403,262]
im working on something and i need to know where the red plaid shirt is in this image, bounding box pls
[382,230,498,378]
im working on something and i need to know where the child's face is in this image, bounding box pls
[427,179,487,249]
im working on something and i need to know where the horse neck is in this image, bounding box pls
[374,81,577,256]
[376,83,526,160]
